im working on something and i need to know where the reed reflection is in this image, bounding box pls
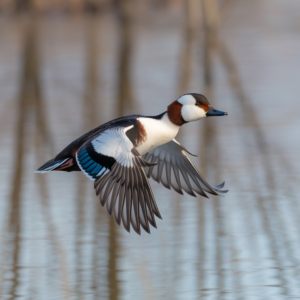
[31,17,73,297]
[200,0,299,297]
[6,18,37,299]
[201,1,225,298]
[75,11,100,298]
[116,0,135,116]
[177,0,198,96]
[106,1,136,298]
[171,1,199,297]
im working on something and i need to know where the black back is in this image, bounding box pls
[54,112,166,164]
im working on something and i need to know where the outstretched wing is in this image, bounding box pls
[143,139,228,198]
[76,125,161,234]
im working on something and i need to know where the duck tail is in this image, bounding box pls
[35,158,71,173]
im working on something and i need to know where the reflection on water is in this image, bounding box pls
[1,0,300,299]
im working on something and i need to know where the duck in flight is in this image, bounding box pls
[36,93,228,234]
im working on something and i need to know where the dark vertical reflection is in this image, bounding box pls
[106,2,137,298]
[211,1,294,295]
[115,0,135,116]
[8,14,70,299]
[178,0,197,95]
[171,2,199,293]
[108,217,119,300]
[75,11,100,298]
[29,15,73,298]
[35,138,73,299]
[201,1,224,299]
[14,0,31,13]
[6,17,34,299]
[75,180,86,298]
[106,2,136,297]
[217,38,290,296]
[197,0,213,294]
[84,10,99,126]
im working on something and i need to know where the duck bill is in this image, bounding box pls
[206,106,228,117]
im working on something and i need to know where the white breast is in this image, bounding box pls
[135,114,180,155]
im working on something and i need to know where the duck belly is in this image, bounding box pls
[135,116,179,155]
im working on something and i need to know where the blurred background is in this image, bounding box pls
[1,0,300,299]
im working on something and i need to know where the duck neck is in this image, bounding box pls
[161,111,181,135]
[167,100,187,126]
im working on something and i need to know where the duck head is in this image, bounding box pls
[167,93,228,126]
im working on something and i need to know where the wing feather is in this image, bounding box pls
[157,160,165,183]
[160,166,171,190]
[107,181,120,216]
[213,182,225,189]
[172,163,183,194]
[103,177,115,205]
[135,164,156,229]
[123,188,132,232]
[165,162,172,189]
[178,168,196,197]
[131,188,140,234]
[144,188,157,228]
[114,183,126,225]
[142,139,228,198]
[138,189,150,233]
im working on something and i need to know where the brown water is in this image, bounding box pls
[1,0,300,299]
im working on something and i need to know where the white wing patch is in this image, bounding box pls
[91,125,135,167]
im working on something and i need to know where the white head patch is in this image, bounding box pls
[177,94,196,105]
[181,105,206,122]
[177,94,207,122]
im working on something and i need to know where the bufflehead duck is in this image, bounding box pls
[36,93,228,234]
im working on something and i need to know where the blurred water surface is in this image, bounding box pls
[1,0,300,299]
